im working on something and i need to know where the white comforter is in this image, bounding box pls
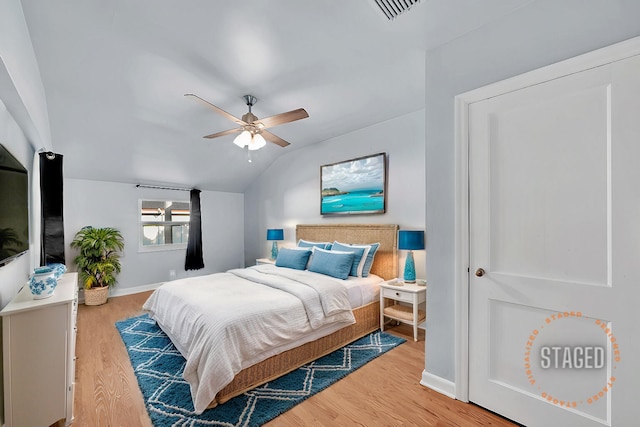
[142,264,355,413]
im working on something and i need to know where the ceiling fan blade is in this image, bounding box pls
[254,108,309,129]
[262,130,291,147]
[203,128,242,139]
[184,93,248,125]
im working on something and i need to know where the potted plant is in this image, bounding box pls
[71,226,124,305]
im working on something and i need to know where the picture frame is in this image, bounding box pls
[320,152,387,215]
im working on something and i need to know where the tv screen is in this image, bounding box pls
[320,152,387,215]
[0,144,29,266]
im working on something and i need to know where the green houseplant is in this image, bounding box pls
[71,226,124,305]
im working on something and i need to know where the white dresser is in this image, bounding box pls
[0,272,78,427]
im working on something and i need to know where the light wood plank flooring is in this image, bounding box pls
[74,291,517,426]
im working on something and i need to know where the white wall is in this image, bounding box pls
[0,101,34,307]
[424,0,640,385]
[64,179,245,294]
[244,109,425,279]
[0,0,48,306]
[0,0,51,150]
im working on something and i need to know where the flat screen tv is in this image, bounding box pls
[0,144,29,266]
[320,152,387,215]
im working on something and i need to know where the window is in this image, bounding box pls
[139,199,190,252]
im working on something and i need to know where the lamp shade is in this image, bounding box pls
[266,228,284,241]
[233,130,251,148]
[248,133,267,150]
[398,230,425,251]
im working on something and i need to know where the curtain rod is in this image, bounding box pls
[136,184,192,191]
[37,147,57,160]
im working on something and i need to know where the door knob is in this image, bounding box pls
[475,268,485,277]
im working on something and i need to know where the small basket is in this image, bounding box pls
[84,286,109,306]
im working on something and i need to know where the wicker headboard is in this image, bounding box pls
[296,224,399,280]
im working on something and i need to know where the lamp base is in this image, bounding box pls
[270,241,279,260]
[403,250,416,283]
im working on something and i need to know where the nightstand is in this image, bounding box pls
[380,280,426,341]
[256,258,276,265]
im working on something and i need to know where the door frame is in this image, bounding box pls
[453,36,640,403]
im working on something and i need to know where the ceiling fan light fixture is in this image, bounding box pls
[233,130,251,148]
[248,133,266,151]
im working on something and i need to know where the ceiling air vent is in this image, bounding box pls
[372,0,421,21]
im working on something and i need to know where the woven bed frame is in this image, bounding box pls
[210,223,399,407]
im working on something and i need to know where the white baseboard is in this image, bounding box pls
[78,282,163,304]
[110,282,163,297]
[420,370,456,399]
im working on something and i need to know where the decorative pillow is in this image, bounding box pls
[308,248,354,280]
[275,248,312,270]
[297,239,331,250]
[331,241,370,277]
[289,246,317,269]
[360,242,380,277]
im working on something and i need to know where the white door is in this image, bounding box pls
[468,54,640,426]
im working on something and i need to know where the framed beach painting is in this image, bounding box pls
[320,152,387,215]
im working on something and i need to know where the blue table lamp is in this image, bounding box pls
[398,230,425,283]
[266,228,284,260]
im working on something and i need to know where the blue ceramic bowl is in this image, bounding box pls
[29,267,57,299]
[47,263,67,279]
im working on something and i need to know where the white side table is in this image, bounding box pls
[380,280,426,341]
[256,258,276,265]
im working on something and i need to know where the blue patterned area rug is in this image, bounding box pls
[116,314,405,427]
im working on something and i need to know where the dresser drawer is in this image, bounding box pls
[381,287,414,303]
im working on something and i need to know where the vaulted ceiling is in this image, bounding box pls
[20,0,533,192]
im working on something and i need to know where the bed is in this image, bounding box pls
[143,223,398,413]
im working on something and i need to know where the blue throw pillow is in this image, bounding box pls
[308,248,354,280]
[275,248,312,270]
[331,241,368,277]
[361,243,380,277]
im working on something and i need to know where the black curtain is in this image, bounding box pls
[185,189,204,270]
[39,152,65,265]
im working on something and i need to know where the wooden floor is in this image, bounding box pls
[74,291,518,426]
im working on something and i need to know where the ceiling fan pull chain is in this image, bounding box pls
[246,146,252,163]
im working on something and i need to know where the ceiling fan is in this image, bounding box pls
[185,93,309,150]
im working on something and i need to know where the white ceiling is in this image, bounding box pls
[20,0,532,192]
